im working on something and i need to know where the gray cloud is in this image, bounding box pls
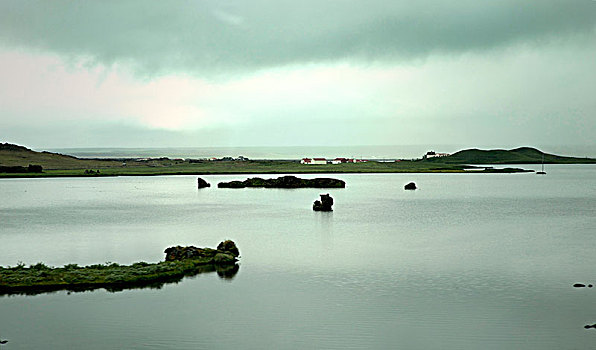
[1,0,595,75]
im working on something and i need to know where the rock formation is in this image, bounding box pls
[404,182,417,190]
[313,193,334,211]
[197,177,211,188]
[164,240,239,264]
[218,175,345,188]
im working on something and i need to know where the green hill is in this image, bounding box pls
[433,147,596,164]
[0,142,138,170]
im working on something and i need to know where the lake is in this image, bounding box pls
[1,165,595,349]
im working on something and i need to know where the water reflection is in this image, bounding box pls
[0,263,240,297]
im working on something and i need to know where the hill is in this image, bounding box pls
[0,142,142,170]
[433,147,596,164]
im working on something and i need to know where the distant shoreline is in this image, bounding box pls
[3,143,595,178]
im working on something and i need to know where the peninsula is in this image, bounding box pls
[0,241,240,295]
[1,143,594,178]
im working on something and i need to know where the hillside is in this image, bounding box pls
[433,147,596,164]
[0,143,143,170]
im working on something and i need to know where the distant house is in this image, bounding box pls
[301,157,327,165]
[424,151,450,159]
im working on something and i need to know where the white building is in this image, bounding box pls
[301,158,327,165]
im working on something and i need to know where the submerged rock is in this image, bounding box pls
[313,193,334,211]
[218,175,345,188]
[197,177,211,188]
[574,283,587,288]
[404,182,417,190]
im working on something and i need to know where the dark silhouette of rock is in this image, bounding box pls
[217,240,240,257]
[313,193,334,211]
[574,283,587,288]
[404,182,417,190]
[197,177,211,188]
[218,175,345,188]
[585,324,596,329]
[164,240,239,264]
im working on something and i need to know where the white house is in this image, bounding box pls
[424,151,450,159]
[301,157,327,165]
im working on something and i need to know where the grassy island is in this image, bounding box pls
[0,241,240,295]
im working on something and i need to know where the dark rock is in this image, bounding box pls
[214,253,236,264]
[164,246,217,261]
[217,240,240,257]
[585,324,596,329]
[218,180,246,188]
[164,240,239,264]
[218,175,345,189]
[197,177,211,188]
[574,283,587,288]
[313,193,334,211]
[404,182,417,190]
[590,284,593,288]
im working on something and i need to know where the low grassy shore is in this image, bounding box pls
[5,143,593,178]
[0,160,532,178]
[0,241,240,295]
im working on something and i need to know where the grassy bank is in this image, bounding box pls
[0,242,240,295]
[0,259,234,295]
[0,159,532,178]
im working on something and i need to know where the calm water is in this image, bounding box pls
[1,165,595,349]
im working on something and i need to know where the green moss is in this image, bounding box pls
[0,258,234,295]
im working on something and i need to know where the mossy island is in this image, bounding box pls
[218,175,346,188]
[0,240,240,296]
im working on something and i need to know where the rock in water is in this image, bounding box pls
[164,240,239,264]
[218,176,345,188]
[217,240,240,257]
[404,182,417,190]
[197,177,211,188]
[313,193,334,211]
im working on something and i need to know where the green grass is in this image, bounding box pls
[0,159,532,178]
[0,259,236,295]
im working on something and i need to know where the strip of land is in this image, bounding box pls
[1,143,594,178]
[0,242,240,295]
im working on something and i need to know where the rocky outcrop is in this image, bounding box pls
[164,240,239,265]
[404,182,417,190]
[218,175,345,188]
[313,193,334,211]
[197,177,211,188]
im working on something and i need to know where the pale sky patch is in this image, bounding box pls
[0,1,595,148]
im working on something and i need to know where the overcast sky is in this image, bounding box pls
[0,1,595,149]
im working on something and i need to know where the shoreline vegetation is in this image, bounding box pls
[0,241,240,296]
[1,143,595,178]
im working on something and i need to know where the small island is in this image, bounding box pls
[0,240,240,295]
[218,175,346,188]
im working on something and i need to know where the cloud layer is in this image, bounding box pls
[1,1,594,75]
[0,1,595,150]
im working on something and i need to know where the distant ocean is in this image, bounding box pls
[45,144,596,160]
